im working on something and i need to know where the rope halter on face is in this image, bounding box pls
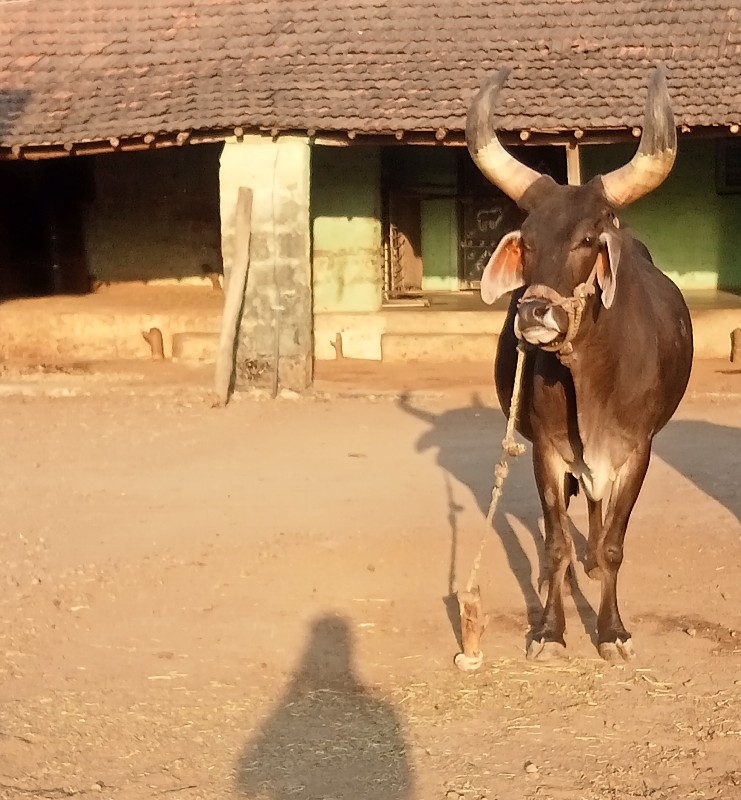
[516,259,600,366]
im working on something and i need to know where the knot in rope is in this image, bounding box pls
[503,440,527,458]
[493,461,509,488]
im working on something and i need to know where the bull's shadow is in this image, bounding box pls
[653,418,741,525]
[398,392,741,650]
[397,392,598,647]
[236,614,413,800]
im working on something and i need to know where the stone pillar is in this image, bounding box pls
[219,135,312,392]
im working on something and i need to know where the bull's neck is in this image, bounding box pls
[569,249,638,364]
[564,292,624,383]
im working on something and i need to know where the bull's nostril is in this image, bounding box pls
[533,305,546,319]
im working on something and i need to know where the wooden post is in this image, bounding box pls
[454,586,489,671]
[731,328,741,363]
[213,187,253,406]
[142,327,165,360]
[330,333,344,360]
[566,144,581,186]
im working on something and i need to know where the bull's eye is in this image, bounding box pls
[580,235,594,248]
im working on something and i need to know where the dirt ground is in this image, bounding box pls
[0,358,739,800]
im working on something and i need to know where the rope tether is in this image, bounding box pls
[454,342,528,672]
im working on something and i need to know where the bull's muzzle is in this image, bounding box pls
[515,292,569,346]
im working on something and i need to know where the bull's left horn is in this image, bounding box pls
[466,68,543,204]
[600,66,677,207]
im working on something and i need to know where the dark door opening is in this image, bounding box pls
[0,158,92,300]
[458,145,567,288]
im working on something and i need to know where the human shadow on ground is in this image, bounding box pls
[236,614,414,800]
[398,393,598,649]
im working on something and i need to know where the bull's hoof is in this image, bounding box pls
[526,639,568,662]
[598,638,636,663]
[584,559,601,580]
[454,651,484,672]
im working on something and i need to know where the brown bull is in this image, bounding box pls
[467,67,693,662]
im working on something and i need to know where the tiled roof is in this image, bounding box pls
[0,0,739,147]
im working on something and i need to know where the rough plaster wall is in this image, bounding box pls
[312,146,383,312]
[220,135,312,391]
[86,145,222,285]
[581,138,741,290]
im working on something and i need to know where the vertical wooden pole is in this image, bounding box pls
[213,187,253,406]
[566,144,581,186]
[731,328,741,363]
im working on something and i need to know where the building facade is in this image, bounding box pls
[1,1,740,384]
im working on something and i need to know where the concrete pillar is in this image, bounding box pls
[219,135,312,392]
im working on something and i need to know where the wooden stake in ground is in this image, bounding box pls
[213,187,253,407]
[330,333,344,360]
[731,328,741,363]
[142,327,164,360]
[455,587,489,671]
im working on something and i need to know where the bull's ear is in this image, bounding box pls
[480,231,525,305]
[596,232,622,309]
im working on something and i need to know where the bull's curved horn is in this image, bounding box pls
[466,68,543,204]
[600,66,677,207]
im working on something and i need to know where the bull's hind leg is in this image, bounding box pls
[527,446,574,661]
[596,447,651,663]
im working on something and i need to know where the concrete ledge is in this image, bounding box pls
[317,306,741,362]
[0,286,223,362]
[0,288,737,366]
[314,309,508,361]
[171,332,219,363]
[382,333,498,363]
[691,309,741,359]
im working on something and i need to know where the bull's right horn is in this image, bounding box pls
[600,66,677,207]
[466,68,543,204]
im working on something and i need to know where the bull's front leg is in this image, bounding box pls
[584,497,603,579]
[527,444,574,661]
[595,446,651,663]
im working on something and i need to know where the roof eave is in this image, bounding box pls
[1,123,738,160]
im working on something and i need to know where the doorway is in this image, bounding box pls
[0,158,93,299]
[382,145,567,300]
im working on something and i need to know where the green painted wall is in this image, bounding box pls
[421,198,459,290]
[311,146,383,312]
[580,139,741,290]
